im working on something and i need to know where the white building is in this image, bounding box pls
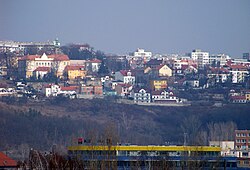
[209,54,231,67]
[133,48,152,59]
[114,70,135,85]
[191,49,209,69]
[209,141,235,157]
[43,84,61,97]
[126,48,152,63]
[151,90,182,103]
[134,88,151,103]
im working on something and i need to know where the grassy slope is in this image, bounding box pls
[0,98,250,149]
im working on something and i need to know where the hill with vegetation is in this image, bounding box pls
[0,97,250,151]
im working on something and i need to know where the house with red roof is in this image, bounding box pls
[114,70,135,85]
[228,64,249,84]
[207,67,230,83]
[115,83,133,97]
[18,53,70,78]
[64,65,86,80]
[0,152,17,169]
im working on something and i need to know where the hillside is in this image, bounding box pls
[0,97,250,150]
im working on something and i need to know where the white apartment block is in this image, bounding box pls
[209,54,231,67]
[191,49,209,69]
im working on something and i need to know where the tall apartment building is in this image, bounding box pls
[191,49,209,69]
[235,130,250,168]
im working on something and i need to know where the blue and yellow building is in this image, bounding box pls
[68,144,237,169]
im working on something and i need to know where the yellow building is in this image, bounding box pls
[150,79,167,91]
[245,93,250,102]
[64,65,86,80]
[18,53,70,78]
[158,64,172,77]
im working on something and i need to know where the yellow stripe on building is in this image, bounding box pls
[68,145,221,152]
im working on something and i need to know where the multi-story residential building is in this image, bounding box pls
[228,65,249,84]
[18,53,70,78]
[209,54,231,67]
[64,65,86,80]
[115,70,136,85]
[133,48,152,61]
[209,141,235,157]
[80,85,103,96]
[235,130,250,168]
[235,130,250,151]
[158,64,172,77]
[126,48,152,69]
[133,88,151,103]
[150,79,167,91]
[191,49,209,69]
[0,39,59,54]
[151,90,182,103]
[207,67,230,84]
[245,91,250,102]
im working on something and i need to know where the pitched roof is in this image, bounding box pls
[146,59,162,66]
[230,95,246,100]
[229,64,247,70]
[209,67,229,73]
[48,54,69,61]
[117,83,132,88]
[61,86,78,91]
[119,70,134,76]
[34,67,51,72]
[19,54,69,61]
[65,65,84,71]
[0,152,17,167]
[87,58,102,63]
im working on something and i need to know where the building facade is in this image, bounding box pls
[18,53,70,78]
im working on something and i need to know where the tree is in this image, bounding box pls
[97,61,109,76]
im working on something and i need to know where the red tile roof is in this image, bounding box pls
[0,152,17,167]
[117,83,132,88]
[209,67,229,73]
[87,58,102,63]
[19,54,69,61]
[61,86,78,91]
[65,65,84,71]
[230,95,246,100]
[229,64,247,70]
[34,67,51,72]
[19,55,39,61]
[49,54,69,61]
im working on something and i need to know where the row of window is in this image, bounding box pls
[236,133,250,137]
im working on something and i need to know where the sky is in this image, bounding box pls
[0,0,250,57]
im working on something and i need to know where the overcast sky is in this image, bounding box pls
[0,0,250,57]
